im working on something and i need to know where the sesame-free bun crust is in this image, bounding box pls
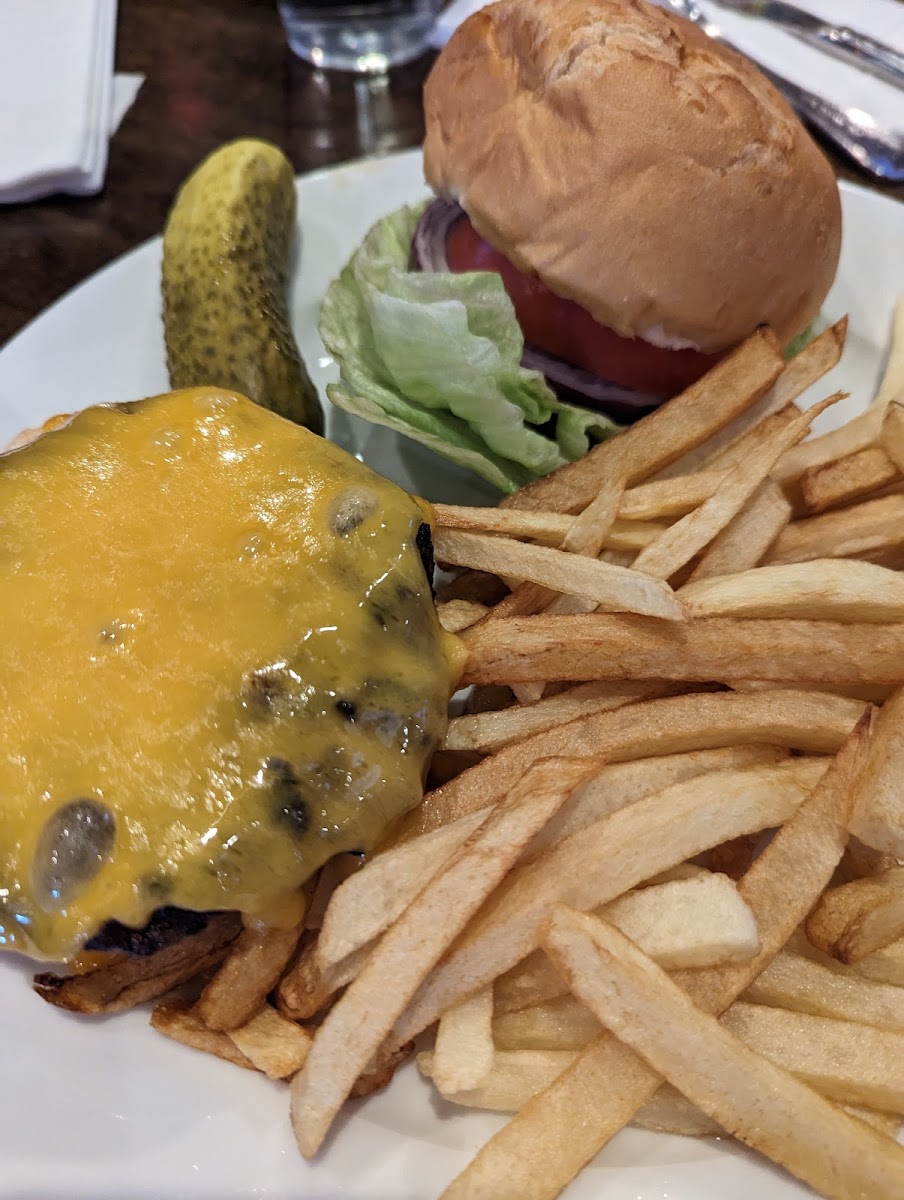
[423,0,841,352]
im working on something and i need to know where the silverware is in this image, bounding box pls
[662,0,904,184]
[721,0,904,91]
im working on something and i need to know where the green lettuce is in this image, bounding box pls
[318,204,621,494]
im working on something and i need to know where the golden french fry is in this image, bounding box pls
[290,756,601,1158]
[275,938,367,1022]
[540,907,904,1200]
[194,918,304,1032]
[560,458,626,557]
[743,949,904,1033]
[655,319,846,480]
[800,446,899,516]
[434,529,683,620]
[398,690,863,841]
[686,479,791,582]
[619,470,726,520]
[880,400,904,473]
[768,494,904,567]
[723,1001,904,1113]
[419,1047,574,1111]
[849,940,904,989]
[390,759,824,1050]
[316,808,489,972]
[432,987,495,1094]
[680,559,904,623]
[151,1003,256,1070]
[33,914,242,1015]
[875,295,904,407]
[443,680,677,753]
[461,612,904,687]
[631,395,839,580]
[493,994,601,1053]
[805,869,904,963]
[437,598,489,633]
[601,872,759,969]
[850,686,904,859]
[227,1003,313,1079]
[504,329,783,514]
[439,714,871,1200]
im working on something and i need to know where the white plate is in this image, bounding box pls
[0,148,899,1200]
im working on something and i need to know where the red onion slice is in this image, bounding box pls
[412,199,662,421]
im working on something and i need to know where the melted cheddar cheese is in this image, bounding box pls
[0,389,462,961]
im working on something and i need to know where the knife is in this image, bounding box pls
[721,0,904,91]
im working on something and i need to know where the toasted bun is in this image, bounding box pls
[423,0,841,353]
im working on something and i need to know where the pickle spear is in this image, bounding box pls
[162,138,322,433]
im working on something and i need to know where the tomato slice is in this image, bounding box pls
[445,214,720,397]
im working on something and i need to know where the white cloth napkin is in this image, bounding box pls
[431,0,904,133]
[0,0,144,204]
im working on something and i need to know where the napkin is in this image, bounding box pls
[431,0,904,135]
[0,0,144,204]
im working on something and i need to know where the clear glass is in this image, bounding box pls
[278,0,441,72]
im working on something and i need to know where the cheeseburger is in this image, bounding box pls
[320,0,841,492]
[0,390,460,964]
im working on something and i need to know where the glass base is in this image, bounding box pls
[278,4,437,72]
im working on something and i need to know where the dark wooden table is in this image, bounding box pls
[1,0,902,348]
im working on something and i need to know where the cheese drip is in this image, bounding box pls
[0,389,461,960]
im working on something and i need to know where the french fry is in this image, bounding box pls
[492,994,601,1053]
[679,559,904,623]
[805,869,904,964]
[875,295,904,407]
[432,987,495,1094]
[655,319,846,480]
[33,914,242,1015]
[437,598,489,633]
[227,1004,313,1079]
[743,950,904,1034]
[560,459,626,556]
[630,395,839,580]
[194,918,304,1032]
[849,686,904,859]
[275,938,367,1022]
[685,479,791,582]
[768,493,904,567]
[601,872,759,969]
[848,940,904,989]
[504,329,783,513]
[151,1003,256,1070]
[290,756,602,1158]
[540,907,904,1200]
[619,470,726,520]
[800,446,899,515]
[461,612,904,687]
[723,1001,904,1113]
[397,690,863,841]
[442,680,677,752]
[880,400,904,473]
[434,529,683,620]
[439,715,871,1200]
[391,759,824,1049]
[419,1047,574,1111]
[316,808,490,971]
[529,745,790,856]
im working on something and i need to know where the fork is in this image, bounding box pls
[662,0,904,184]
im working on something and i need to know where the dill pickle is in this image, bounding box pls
[162,138,323,433]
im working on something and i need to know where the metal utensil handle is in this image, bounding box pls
[752,56,904,184]
[822,26,904,90]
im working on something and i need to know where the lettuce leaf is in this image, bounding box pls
[319,204,621,494]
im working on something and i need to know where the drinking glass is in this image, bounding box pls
[278,0,442,72]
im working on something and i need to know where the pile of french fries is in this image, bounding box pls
[36,300,904,1199]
